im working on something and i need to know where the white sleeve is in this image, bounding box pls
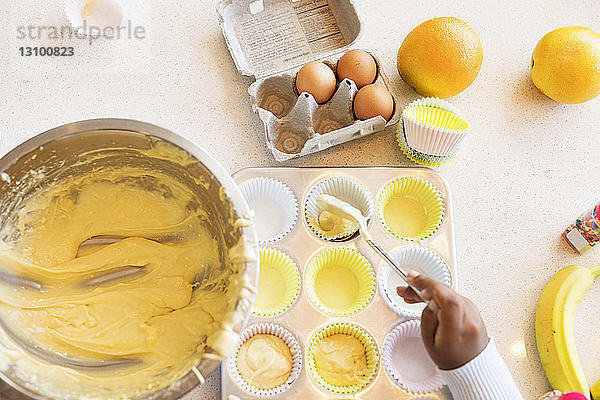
[437,337,524,400]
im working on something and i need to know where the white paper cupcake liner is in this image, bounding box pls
[397,125,458,167]
[240,177,298,244]
[304,176,374,241]
[228,323,302,397]
[65,0,131,36]
[382,320,445,394]
[378,246,451,318]
[402,97,470,157]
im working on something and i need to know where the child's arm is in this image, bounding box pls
[397,272,524,400]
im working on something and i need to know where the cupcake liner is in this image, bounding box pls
[65,0,131,36]
[304,248,375,316]
[379,246,451,318]
[402,97,470,157]
[377,177,445,241]
[382,320,444,394]
[307,322,379,394]
[252,247,301,317]
[304,177,374,241]
[396,125,457,167]
[239,177,298,244]
[228,323,302,396]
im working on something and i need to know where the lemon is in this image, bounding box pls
[531,27,600,104]
[397,17,483,98]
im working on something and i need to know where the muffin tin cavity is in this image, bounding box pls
[379,246,451,319]
[223,167,457,399]
[305,176,374,241]
[239,177,298,244]
[229,323,302,396]
[307,322,379,394]
[382,320,444,394]
[378,177,445,241]
[252,248,301,318]
[304,248,375,317]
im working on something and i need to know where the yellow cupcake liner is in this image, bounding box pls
[402,97,470,156]
[304,248,375,317]
[377,177,445,241]
[252,248,301,318]
[307,322,379,394]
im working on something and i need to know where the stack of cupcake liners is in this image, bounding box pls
[397,97,470,167]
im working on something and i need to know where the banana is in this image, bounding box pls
[535,264,600,397]
[593,379,600,400]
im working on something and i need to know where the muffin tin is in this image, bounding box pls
[222,167,456,399]
[217,0,400,161]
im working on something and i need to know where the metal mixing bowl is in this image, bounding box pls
[0,119,259,399]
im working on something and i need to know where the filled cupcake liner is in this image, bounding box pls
[229,323,302,397]
[65,0,131,36]
[307,322,379,394]
[377,177,445,241]
[252,248,301,318]
[378,246,451,318]
[239,177,298,244]
[304,248,375,317]
[396,125,457,167]
[402,97,470,157]
[382,320,445,394]
[304,176,374,241]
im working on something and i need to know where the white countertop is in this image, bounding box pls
[1,1,600,399]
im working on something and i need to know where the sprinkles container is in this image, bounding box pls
[563,203,600,254]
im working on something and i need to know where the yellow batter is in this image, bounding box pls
[383,195,427,237]
[311,210,356,238]
[314,264,359,310]
[237,334,292,389]
[0,145,254,399]
[314,334,367,386]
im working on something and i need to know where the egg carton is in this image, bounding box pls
[217,0,400,162]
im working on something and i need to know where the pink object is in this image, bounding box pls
[559,392,589,400]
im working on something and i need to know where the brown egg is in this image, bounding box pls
[295,62,337,104]
[336,49,377,88]
[353,84,394,121]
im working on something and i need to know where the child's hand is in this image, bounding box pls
[396,271,489,370]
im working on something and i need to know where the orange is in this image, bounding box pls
[397,17,483,98]
[531,27,600,104]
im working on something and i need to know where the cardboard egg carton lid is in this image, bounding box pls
[217,0,362,79]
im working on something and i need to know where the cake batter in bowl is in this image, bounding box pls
[0,119,259,400]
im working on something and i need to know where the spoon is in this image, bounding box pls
[316,194,429,304]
